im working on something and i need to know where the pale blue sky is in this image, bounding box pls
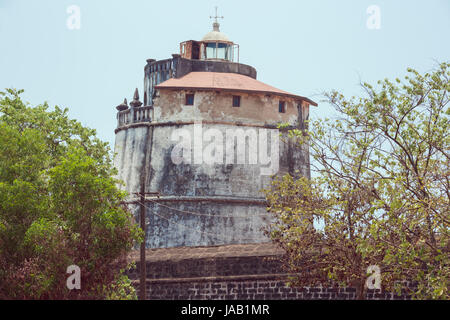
[0,0,449,147]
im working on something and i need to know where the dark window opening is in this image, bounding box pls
[279,101,286,113]
[185,94,195,105]
[233,95,241,107]
[192,42,200,60]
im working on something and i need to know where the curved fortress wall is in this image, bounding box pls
[114,88,310,248]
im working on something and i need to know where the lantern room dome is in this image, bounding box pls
[202,22,232,43]
[202,30,231,42]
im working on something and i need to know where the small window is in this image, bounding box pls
[232,95,241,107]
[185,94,195,106]
[279,101,286,113]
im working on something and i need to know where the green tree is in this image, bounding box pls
[0,89,142,299]
[265,63,449,299]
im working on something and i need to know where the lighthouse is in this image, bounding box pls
[113,12,317,249]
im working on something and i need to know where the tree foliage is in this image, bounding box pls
[0,89,142,299]
[265,63,449,299]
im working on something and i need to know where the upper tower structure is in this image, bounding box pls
[181,7,238,63]
[114,12,317,249]
[197,7,237,62]
[142,8,251,107]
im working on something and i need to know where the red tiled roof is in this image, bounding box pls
[155,72,318,106]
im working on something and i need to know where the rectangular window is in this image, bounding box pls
[232,95,241,107]
[185,94,195,106]
[206,43,217,59]
[279,101,286,113]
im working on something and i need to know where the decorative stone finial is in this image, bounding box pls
[130,88,143,108]
[116,98,128,111]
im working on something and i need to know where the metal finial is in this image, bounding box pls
[210,6,224,31]
[130,88,143,108]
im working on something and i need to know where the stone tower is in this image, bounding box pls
[114,17,317,249]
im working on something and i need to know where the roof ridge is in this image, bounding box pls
[155,72,318,106]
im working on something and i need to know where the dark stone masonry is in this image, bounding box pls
[137,279,412,300]
[126,243,414,300]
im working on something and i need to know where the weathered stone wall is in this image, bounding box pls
[113,125,151,195]
[126,244,415,300]
[153,90,302,126]
[114,90,310,248]
[116,123,307,247]
[129,201,271,248]
[128,243,283,280]
[135,279,413,300]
